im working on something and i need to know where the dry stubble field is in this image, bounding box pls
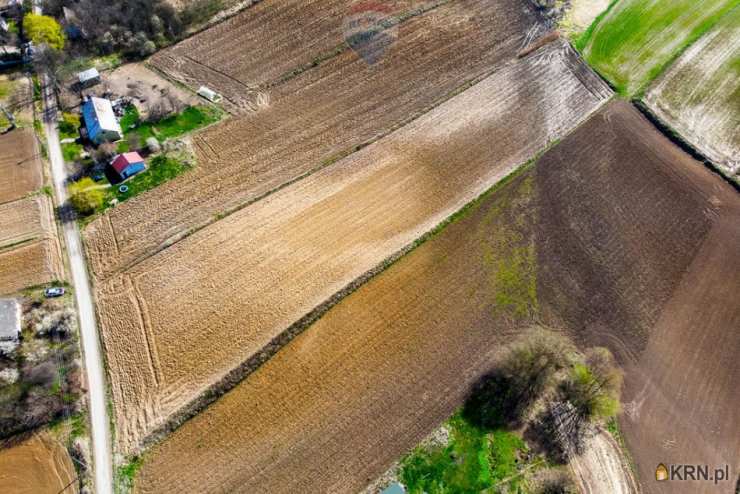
[0,129,43,204]
[133,101,739,493]
[0,433,78,494]
[100,40,611,454]
[0,196,64,295]
[645,6,740,181]
[85,0,549,277]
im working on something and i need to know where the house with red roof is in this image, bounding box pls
[111,152,146,180]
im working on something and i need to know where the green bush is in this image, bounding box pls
[69,178,104,215]
[58,112,80,138]
[23,14,65,51]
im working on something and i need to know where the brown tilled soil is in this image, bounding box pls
[133,162,540,494]
[85,0,548,277]
[0,129,43,205]
[0,433,78,494]
[100,40,610,455]
[153,0,443,107]
[0,195,64,295]
[534,100,740,493]
[134,101,739,493]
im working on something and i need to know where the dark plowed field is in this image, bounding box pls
[534,100,739,493]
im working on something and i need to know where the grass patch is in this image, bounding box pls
[116,455,144,492]
[61,142,83,162]
[103,154,191,209]
[579,0,737,95]
[399,414,529,493]
[0,79,16,100]
[122,105,221,143]
[58,112,80,139]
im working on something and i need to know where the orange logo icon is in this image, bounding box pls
[656,463,669,481]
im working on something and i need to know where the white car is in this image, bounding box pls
[44,287,65,298]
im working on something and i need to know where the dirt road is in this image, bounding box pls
[41,76,113,494]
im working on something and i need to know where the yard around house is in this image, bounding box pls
[578,0,738,95]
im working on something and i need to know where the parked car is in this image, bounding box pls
[44,287,65,298]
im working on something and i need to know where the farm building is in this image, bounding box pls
[0,298,20,354]
[82,97,122,144]
[77,67,100,88]
[111,152,146,180]
[197,86,222,103]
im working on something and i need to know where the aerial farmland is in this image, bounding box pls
[4,0,738,493]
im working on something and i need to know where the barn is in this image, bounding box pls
[111,152,146,180]
[82,97,122,145]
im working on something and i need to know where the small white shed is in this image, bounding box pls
[197,86,223,103]
[78,67,101,88]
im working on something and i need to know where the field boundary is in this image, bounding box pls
[109,34,533,279]
[134,68,613,452]
[632,100,740,192]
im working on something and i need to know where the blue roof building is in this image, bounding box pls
[82,97,122,145]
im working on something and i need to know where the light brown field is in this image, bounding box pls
[645,6,740,182]
[0,195,63,295]
[134,101,739,494]
[86,0,549,278]
[100,39,611,455]
[0,129,43,204]
[0,196,55,249]
[0,433,78,494]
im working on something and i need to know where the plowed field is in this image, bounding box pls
[645,6,740,182]
[0,433,78,494]
[133,101,739,493]
[100,40,611,454]
[153,0,440,107]
[534,100,740,494]
[0,129,43,204]
[86,0,548,278]
[0,195,63,295]
[0,196,56,249]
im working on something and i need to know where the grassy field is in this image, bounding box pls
[399,414,530,493]
[578,0,738,95]
[122,105,221,143]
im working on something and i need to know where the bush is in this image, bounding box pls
[463,329,571,429]
[23,14,65,51]
[69,177,105,215]
[58,112,80,138]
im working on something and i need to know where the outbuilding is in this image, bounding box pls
[0,298,20,355]
[82,97,122,145]
[197,86,223,103]
[111,152,146,180]
[77,67,100,88]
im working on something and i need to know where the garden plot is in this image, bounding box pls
[579,0,737,95]
[0,195,64,295]
[133,101,740,494]
[99,39,611,455]
[645,6,740,182]
[86,0,547,278]
[0,130,43,204]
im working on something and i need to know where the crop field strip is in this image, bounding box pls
[151,0,446,111]
[98,39,612,455]
[579,0,738,95]
[133,101,740,493]
[85,0,550,278]
[0,129,43,204]
[645,5,740,182]
[0,195,64,295]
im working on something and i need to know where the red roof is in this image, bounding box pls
[111,152,144,174]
